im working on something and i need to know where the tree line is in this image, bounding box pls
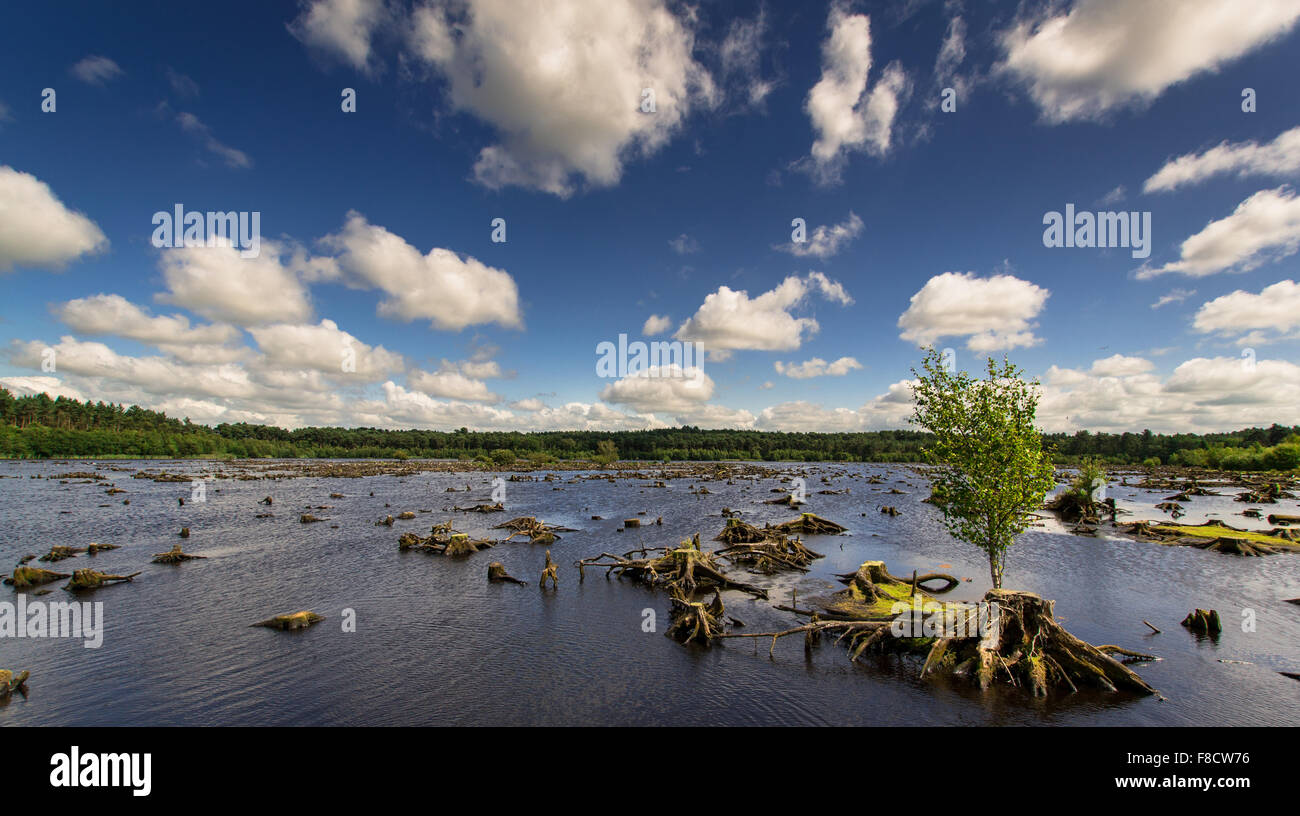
[0,388,1296,468]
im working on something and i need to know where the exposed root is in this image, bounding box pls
[769,512,848,536]
[495,516,575,545]
[715,535,823,574]
[575,534,768,599]
[723,571,1157,697]
[713,518,767,544]
[665,587,727,645]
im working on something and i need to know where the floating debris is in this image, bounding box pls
[453,502,505,513]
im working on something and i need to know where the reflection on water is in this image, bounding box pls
[1,460,1297,726]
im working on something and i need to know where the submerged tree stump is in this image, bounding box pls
[722,572,1157,697]
[487,562,526,584]
[540,550,559,589]
[495,516,574,545]
[1181,608,1222,634]
[5,566,71,589]
[576,535,768,599]
[152,544,207,564]
[40,546,85,563]
[770,512,848,535]
[716,535,823,574]
[64,569,140,592]
[252,610,323,630]
[665,587,727,645]
[1,669,29,697]
[714,518,767,544]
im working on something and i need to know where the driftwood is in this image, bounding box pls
[5,566,71,588]
[453,503,505,513]
[64,569,141,592]
[152,544,207,564]
[252,610,323,630]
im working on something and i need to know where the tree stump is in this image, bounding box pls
[487,562,526,584]
[5,566,70,589]
[252,610,323,630]
[1181,608,1222,634]
[540,550,559,589]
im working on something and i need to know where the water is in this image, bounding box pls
[1,460,1297,726]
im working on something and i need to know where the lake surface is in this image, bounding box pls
[2,459,1298,726]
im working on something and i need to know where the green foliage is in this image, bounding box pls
[1069,457,1107,504]
[593,439,619,465]
[0,387,1297,468]
[910,349,1057,589]
[489,448,516,465]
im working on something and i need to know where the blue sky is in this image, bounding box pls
[2,0,1299,433]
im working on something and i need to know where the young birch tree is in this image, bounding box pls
[910,348,1055,589]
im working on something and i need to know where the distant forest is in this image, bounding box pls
[2,388,1298,469]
